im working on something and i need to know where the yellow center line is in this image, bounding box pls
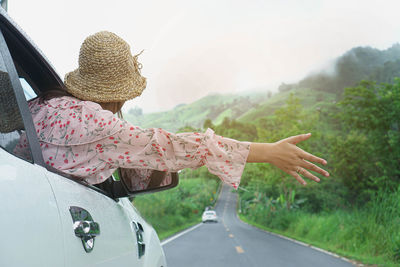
[235,246,244,254]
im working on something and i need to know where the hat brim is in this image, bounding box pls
[64,68,146,103]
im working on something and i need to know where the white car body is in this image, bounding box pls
[202,210,218,223]
[0,7,169,267]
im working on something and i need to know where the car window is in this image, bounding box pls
[0,21,115,197]
[20,77,37,100]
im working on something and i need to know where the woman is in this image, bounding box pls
[17,31,329,189]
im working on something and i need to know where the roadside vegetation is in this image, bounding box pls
[238,185,400,266]
[126,44,400,265]
[235,56,400,265]
[133,169,220,240]
[235,76,399,266]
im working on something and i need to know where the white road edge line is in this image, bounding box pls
[237,214,354,265]
[161,223,202,246]
[161,185,224,246]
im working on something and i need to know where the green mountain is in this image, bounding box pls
[123,92,268,132]
[279,43,400,94]
[238,88,336,123]
[124,43,400,131]
[240,44,400,123]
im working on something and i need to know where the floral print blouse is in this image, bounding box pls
[15,96,250,189]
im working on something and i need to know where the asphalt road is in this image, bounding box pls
[162,184,354,267]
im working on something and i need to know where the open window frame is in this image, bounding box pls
[0,9,179,199]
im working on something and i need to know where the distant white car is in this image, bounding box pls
[202,210,218,223]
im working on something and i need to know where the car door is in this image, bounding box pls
[0,27,64,267]
[44,171,142,267]
[0,135,64,267]
[0,10,144,267]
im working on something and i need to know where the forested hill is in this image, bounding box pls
[130,43,400,265]
[123,92,268,132]
[124,43,400,132]
[279,43,400,94]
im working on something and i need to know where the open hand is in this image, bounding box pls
[248,133,329,185]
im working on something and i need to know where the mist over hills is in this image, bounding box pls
[279,43,400,94]
[124,43,400,132]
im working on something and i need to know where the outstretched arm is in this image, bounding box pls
[247,133,329,185]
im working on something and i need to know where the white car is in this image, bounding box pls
[202,210,218,223]
[0,7,178,267]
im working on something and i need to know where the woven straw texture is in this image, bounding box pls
[0,71,24,133]
[64,31,146,103]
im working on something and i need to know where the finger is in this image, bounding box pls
[288,170,307,186]
[298,168,321,182]
[301,160,330,177]
[285,133,311,145]
[301,150,327,165]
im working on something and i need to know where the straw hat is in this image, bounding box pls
[0,71,23,133]
[64,31,146,103]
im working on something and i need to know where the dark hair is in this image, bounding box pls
[38,86,74,104]
[37,86,124,116]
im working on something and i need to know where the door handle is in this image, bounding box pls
[73,220,100,238]
[69,206,100,253]
[133,221,145,258]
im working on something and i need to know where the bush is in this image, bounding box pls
[240,186,400,266]
[133,178,219,237]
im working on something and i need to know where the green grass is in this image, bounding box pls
[238,188,400,267]
[157,220,202,241]
[238,214,360,263]
[158,181,223,241]
[133,178,220,240]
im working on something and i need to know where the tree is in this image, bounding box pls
[333,79,400,198]
[278,83,294,92]
[128,106,143,116]
[203,118,214,130]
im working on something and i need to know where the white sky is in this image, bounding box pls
[8,0,400,113]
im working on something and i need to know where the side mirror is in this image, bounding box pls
[111,169,179,198]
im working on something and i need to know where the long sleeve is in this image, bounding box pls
[25,96,250,188]
[97,125,250,189]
